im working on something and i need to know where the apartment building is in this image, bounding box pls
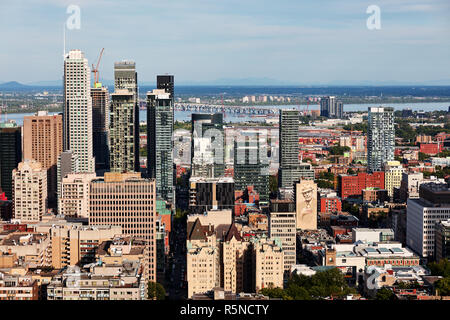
[50,224,122,269]
[253,237,284,292]
[12,160,47,223]
[384,160,404,199]
[59,173,97,218]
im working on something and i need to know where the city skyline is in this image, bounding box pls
[1,0,450,85]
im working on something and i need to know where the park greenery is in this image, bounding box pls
[427,259,450,296]
[259,268,356,300]
[147,281,166,300]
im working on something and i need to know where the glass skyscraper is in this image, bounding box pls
[367,107,395,172]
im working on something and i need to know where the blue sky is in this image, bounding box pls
[0,0,449,85]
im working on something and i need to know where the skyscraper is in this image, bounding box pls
[0,122,22,200]
[91,85,110,173]
[233,130,269,202]
[320,96,343,118]
[147,89,174,202]
[114,61,139,172]
[156,75,174,101]
[110,90,136,173]
[191,113,225,178]
[278,109,300,191]
[367,107,395,173]
[23,111,63,207]
[63,50,95,173]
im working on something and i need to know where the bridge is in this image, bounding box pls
[173,103,280,115]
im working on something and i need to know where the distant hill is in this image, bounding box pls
[0,81,30,89]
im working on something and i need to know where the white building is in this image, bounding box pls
[63,50,95,173]
[406,183,450,258]
[384,161,404,199]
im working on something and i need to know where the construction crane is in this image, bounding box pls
[91,48,105,87]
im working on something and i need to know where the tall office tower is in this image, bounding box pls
[157,75,174,101]
[89,172,156,281]
[0,122,22,200]
[57,150,80,204]
[191,113,225,178]
[114,61,139,172]
[63,50,95,173]
[269,200,297,272]
[147,89,174,202]
[320,96,343,118]
[110,90,137,173]
[23,111,63,207]
[91,85,110,173]
[367,107,395,173]
[233,130,269,202]
[278,109,300,190]
[12,160,47,223]
[407,183,450,258]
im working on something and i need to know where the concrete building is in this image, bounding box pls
[12,160,47,223]
[114,60,139,173]
[50,224,122,269]
[63,50,95,173]
[320,96,343,119]
[0,232,51,268]
[352,228,395,243]
[295,180,318,230]
[407,183,450,258]
[56,150,79,205]
[47,263,145,300]
[147,89,174,202]
[269,200,296,271]
[253,237,284,292]
[233,130,269,202]
[367,107,395,173]
[191,113,225,178]
[384,161,404,199]
[0,122,22,200]
[435,220,450,261]
[23,111,63,207]
[0,273,38,300]
[59,173,96,218]
[110,90,137,173]
[189,176,234,214]
[91,85,110,173]
[278,109,301,190]
[88,172,156,282]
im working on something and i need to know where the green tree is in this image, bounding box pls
[147,281,166,300]
[418,152,429,161]
[435,277,450,296]
[375,287,395,300]
[428,259,450,277]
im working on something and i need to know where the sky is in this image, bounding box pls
[0,0,450,85]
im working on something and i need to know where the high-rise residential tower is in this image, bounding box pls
[367,107,395,173]
[147,89,174,202]
[320,96,343,118]
[110,90,136,173]
[23,111,63,207]
[91,85,110,173]
[63,50,95,173]
[0,122,22,200]
[234,130,269,202]
[114,61,139,172]
[157,75,174,101]
[191,113,225,178]
[12,160,47,223]
[278,109,300,191]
